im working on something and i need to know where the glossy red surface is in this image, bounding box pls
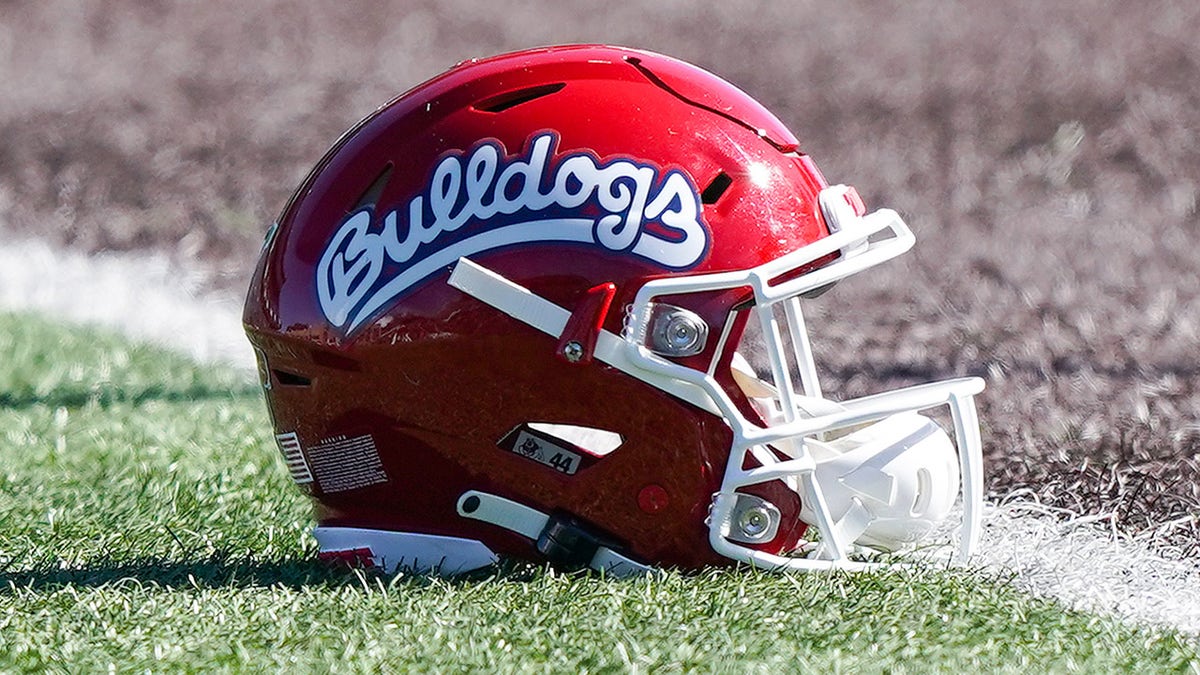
[555,282,616,365]
[244,45,833,569]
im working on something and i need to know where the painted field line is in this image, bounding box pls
[973,498,1200,634]
[0,237,254,371]
[1,235,1198,635]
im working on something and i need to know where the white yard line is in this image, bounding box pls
[2,236,1198,635]
[0,237,254,370]
[975,498,1200,634]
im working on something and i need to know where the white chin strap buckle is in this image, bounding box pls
[457,490,652,577]
[801,412,961,554]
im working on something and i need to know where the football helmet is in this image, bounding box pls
[244,45,985,575]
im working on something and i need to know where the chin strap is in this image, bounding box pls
[457,490,653,578]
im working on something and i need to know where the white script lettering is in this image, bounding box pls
[317,133,710,331]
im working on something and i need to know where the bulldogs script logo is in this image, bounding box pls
[316,132,710,332]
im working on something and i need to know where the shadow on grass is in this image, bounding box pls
[0,557,342,592]
[0,382,261,410]
[0,555,543,593]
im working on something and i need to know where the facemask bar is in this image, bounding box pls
[758,297,823,423]
[784,298,822,400]
[622,186,916,409]
[623,187,985,571]
[447,185,984,572]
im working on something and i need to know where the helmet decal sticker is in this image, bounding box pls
[305,433,388,493]
[316,132,711,332]
[499,426,584,475]
[274,432,314,485]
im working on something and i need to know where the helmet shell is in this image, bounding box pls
[244,45,833,568]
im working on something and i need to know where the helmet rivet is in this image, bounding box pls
[562,340,584,363]
[648,305,708,357]
[738,506,771,539]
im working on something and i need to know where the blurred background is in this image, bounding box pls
[1,0,1197,544]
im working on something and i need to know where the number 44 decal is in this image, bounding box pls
[501,428,584,475]
[548,452,575,473]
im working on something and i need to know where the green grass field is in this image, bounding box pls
[1,311,1197,672]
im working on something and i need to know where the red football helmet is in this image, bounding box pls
[244,45,985,575]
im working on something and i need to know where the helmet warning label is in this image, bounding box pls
[284,433,389,493]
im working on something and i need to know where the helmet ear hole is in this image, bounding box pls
[526,423,623,458]
[497,423,624,476]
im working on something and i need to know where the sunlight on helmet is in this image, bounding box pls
[245,44,985,577]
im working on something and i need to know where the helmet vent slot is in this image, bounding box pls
[473,83,566,113]
[353,162,394,210]
[701,171,733,204]
[272,369,312,387]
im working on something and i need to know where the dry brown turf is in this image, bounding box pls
[1,2,1197,552]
